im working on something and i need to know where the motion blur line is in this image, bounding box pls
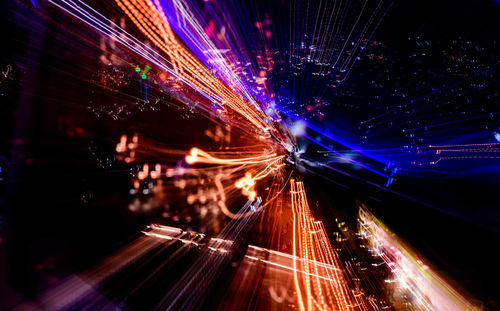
[185,147,285,204]
[185,147,284,165]
[291,179,355,311]
[358,207,480,311]
[115,0,271,132]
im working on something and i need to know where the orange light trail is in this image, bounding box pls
[185,147,284,166]
[114,0,272,132]
[291,179,355,311]
[185,147,285,202]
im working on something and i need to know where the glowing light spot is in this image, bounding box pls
[494,131,500,142]
[291,120,306,137]
[186,148,199,164]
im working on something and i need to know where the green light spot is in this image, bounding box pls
[144,65,151,72]
[135,66,141,72]
[140,72,147,79]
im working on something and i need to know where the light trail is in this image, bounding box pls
[155,198,263,310]
[113,0,272,132]
[21,1,488,310]
[46,0,294,144]
[114,128,287,219]
[14,232,196,311]
[185,147,286,204]
[185,147,284,166]
[358,206,481,311]
[291,179,355,311]
[223,242,389,310]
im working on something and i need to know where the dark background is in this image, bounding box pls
[1,0,499,310]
